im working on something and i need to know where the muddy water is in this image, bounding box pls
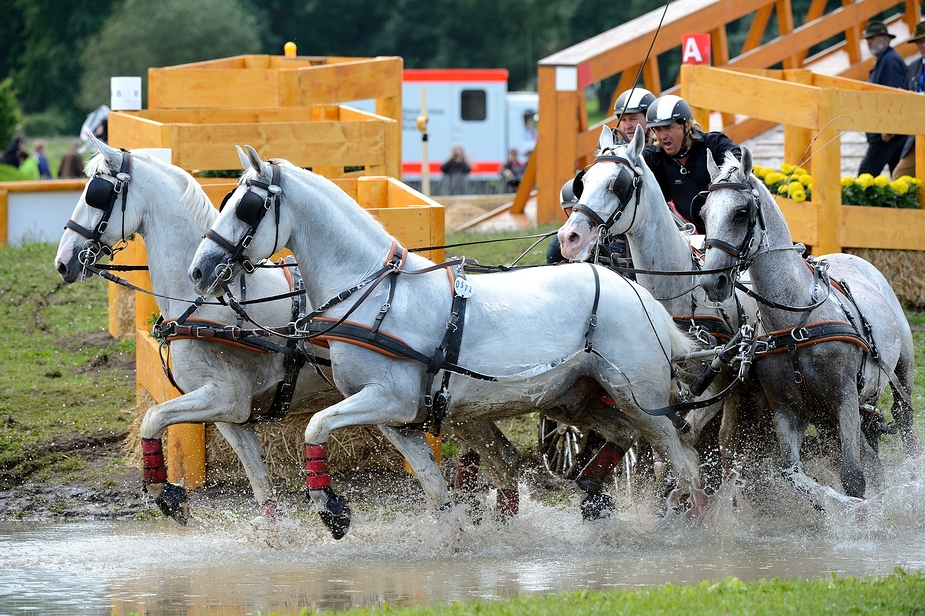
[2,457,925,616]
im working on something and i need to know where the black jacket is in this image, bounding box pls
[642,131,741,234]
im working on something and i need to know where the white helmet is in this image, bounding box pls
[646,95,693,128]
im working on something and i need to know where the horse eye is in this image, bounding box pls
[733,207,749,221]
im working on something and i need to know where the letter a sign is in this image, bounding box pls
[682,33,711,65]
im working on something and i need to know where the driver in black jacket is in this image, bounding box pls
[642,95,741,234]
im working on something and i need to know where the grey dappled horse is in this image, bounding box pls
[698,146,918,509]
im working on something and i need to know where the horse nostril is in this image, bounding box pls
[566,232,579,246]
[191,268,202,282]
[56,261,66,275]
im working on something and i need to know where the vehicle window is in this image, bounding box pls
[461,89,487,121]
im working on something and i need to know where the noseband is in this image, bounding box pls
[65,149,132,265]
[700,179,765,271]
[204,162,283,276]
[570,151,643,233]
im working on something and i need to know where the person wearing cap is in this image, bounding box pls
[858,19,909,177]
[641,94,740,234]
[613,87,656,146]
[893,20,925,178]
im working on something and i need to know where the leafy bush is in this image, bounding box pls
[22,111,73,138]
[753,163,921,208]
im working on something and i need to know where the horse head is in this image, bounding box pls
[556,124,649,261]
[190,145,289,297]
[699,146,768,302]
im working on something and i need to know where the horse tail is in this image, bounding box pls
[665,315,696,360]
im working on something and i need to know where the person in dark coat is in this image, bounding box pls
[894,20,925,178]
[2,135,26,168]
[641,95,741,234]
[857,19,909,176]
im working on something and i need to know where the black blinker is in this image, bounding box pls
[236,190,267,226]
[85,177,115,210]
[572,170,586,199]
[609,170,634,202]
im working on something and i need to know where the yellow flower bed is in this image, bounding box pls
[752,164,922,208]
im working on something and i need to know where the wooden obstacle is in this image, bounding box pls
[681,64,925,255]
[102,53,447,487]
[531,0,921,225]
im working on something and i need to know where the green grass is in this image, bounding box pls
[260,570,925,615]
[444,223,560,267]
[0,242,134,478]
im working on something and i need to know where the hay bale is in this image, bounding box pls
[109,285,135,340]
[128,390,405,490]
[201,416,405,489]
[845,248,925,309]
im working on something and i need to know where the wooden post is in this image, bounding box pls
[812,89,842,255]
[783,70,814,172]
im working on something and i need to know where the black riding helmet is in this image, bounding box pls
[560,179,578,209]
[646,94,693,128]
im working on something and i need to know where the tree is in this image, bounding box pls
[77,0,265,110]
[0,77,24,148]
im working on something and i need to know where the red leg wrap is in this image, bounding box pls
[454,451,481,492]
[578,442,625,485]
[141,438,167,484]
[496,488,519,517]
[305,443,331,490]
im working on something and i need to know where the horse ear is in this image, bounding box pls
[236,145,249,170]
[599,126,615,150]
[630,124,645,159]
[243,144,271,178]
[89,133,122,169]
[740,146,753,178]
[706,149,720,180]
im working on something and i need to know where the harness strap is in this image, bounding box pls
[754,321,870,357]
[584,264,601,352]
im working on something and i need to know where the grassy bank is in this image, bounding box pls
[263,571,925,615]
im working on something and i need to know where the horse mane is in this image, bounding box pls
[87,150,217,230]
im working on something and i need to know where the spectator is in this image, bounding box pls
[642,94,741,234]
[858,19,908,177]
[894,20,925,178]
[500,148,525,191]
[613,87,656,146]
[58,139,86,179]
[2,135,26,168]
[439,145,470,195]
[33,140,52,180]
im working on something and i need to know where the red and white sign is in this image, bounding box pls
[682,33,712,65]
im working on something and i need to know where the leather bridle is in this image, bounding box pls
[570,149,643,235]
[203,162,283,278]
[65,149,132,270]
[699,179,766,272]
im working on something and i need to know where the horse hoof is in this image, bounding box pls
[318,492,351,540]
[154,483,189,525]
[580,492,615,520]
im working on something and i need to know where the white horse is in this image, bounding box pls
[555,125,766,488]
[188,145,702,539]
[53,137,484,525]
[698,146,919,508]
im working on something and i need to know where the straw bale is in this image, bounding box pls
[844,248,925,309]
[127,390,404,489]
[204,416,404,489]
[110,285,135,340]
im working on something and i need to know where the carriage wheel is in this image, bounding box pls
[538,417,594,479]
